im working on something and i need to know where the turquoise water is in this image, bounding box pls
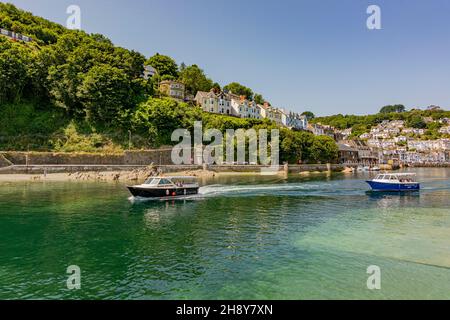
[1,168,450,299]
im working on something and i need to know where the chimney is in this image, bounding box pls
[240,95,246,102]
[264,102,269,108]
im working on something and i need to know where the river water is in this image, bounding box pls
[1,168,450,299]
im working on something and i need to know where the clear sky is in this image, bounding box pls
[5,0,450,115]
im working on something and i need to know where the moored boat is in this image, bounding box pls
[366,173,420,191]
[127,176,199,199]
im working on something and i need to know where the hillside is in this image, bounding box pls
[0,3,339,164]
[0,2,148,151]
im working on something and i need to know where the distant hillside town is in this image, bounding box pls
[322,116,450,167]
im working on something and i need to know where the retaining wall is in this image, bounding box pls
[0,150,175,166]
[0,151,345,174]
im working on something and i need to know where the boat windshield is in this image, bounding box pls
[144,178,160,185]
[143,178,175,185]
[143,176,197,186]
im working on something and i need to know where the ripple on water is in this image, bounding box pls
[1,170,450,299]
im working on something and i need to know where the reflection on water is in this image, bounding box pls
[365,191,422,209]
[0,168,450,299]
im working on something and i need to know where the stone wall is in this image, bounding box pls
[288,164,343,173]
[124,150,174,165]
[0,150,176,166]
[0,154,13,168]
[0,151,345,173]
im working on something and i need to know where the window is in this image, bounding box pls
[159,179,172,185]
[145,178,159,185]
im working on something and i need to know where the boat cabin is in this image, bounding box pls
[373,173,417,183]
[143,176,199,188]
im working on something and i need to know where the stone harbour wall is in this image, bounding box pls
[0,150,175,166]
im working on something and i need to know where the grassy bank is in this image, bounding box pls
[0,101,138,152]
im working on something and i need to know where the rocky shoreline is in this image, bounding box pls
[0,167,222,183]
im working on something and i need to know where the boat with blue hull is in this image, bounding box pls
[366,173,420,191]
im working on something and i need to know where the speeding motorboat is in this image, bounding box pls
[127,176,199,199]
[366,173,420,191]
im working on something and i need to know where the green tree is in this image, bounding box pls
[254,93,265,105]
[406,115,426,129]
[280,129,314,163]
[0,39,31,103]
[179,64,213,96]
[132,98,202,146]
[379,104,405,113]
[301,111,315,121]
[77,65,133,124]
[146,53,178,78]
[310,135,338,163]
[223,82,253,100]
[211,82,221,93]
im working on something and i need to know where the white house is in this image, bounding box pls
[394,135,408,143]
[439,126,450,135]
[259,103,283,125]
[195,90,232,115]
[280,109,308,130]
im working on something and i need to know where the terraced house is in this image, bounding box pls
[195,90,232,115]
[230,95,262,119]
[259,102,283,126]
[280,109,308,130]
[195,91,308,126]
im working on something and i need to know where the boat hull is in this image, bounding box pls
[127,186,199,198]
[366,181,420,191]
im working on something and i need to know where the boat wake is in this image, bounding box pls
[128,180,446,202]
[199,183,321,195]
[128,182,333,202]
[196,181,364,198]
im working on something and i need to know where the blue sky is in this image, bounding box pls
[5,0,450,115]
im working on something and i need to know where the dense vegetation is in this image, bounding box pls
[379,104,406,114]
[0,3,338,164]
